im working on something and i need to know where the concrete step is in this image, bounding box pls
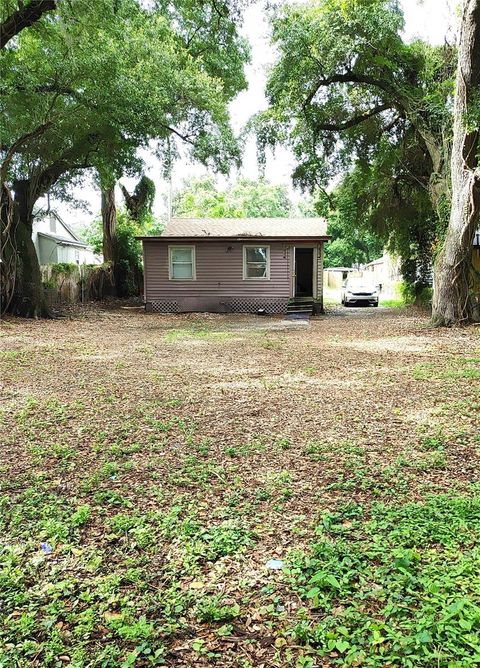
[289,298,314,304]
[287,305,313,313]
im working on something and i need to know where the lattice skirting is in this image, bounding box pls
[226,298,288,314]
[146,300,180,313]
[145,297,289,314]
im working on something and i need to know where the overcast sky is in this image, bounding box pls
[57,0,457,228]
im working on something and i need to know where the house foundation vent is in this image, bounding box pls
[227,298,288,314]
[148,300,180,313]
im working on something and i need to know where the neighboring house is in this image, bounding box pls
[363,253,402,288]
[138,217,330,314]
[33,211,102,266]
[323,266,354,289]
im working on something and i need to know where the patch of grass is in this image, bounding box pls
[379,298,405,308]
[223,437,267,458]
[0,349,28,362]
[288,493,480,666]
[420,435,446,450]
[413,358,480,382]
[164,328,232,343]
[303,440,329,460]
[168,456,227,488]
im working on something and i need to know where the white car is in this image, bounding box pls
[341,277,380,307]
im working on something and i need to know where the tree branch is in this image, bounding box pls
[303,71,397,109]
[0,0,57,49]
[311,103,391,132]
[30,134,101,201]
[1,121,53,180]
[162,124,196,145]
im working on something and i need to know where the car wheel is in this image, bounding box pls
[373,302,379,307]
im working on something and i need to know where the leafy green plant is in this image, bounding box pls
[287,493,480,666]
[71,505,92,527]
[195,595,240,623]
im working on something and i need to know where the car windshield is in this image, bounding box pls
[346,278,376,291]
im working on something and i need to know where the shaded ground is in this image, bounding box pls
[0,305,479,667]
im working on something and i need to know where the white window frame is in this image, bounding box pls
[168,245,196,281]
[243,244,270,280]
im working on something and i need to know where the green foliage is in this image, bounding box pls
[256,0,456,287]
[288,493,480,666]
[50,263,77,278]
[1,0,250,199]
[132,176,156,223]
[322,200,383,268]
[330,141,438,288]
[400,282,433,306]
[172,177,294,218]
[85,209,160,297]
[258,0,453,183]
[195,595,240,623]
[306,171,390,270]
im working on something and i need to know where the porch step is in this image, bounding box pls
[286,297,314,317]
[289,297,314,303]
[287,305,313,313]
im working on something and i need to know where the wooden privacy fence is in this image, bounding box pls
[41,263,118,305]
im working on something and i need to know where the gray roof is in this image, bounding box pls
[161,217,328,238]
[37,232,88,248]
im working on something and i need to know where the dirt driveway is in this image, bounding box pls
[0,305,479,667]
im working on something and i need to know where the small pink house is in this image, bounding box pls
[138,218,330,314]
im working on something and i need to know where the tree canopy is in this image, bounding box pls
[172,177,295,218]
[257,0,453,192]
[2,0,250,193]
[0,0,250,315]
[254,0,457,293]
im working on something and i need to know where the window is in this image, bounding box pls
[169,246,195,280]
[243,245,270,280]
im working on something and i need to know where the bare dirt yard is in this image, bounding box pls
[1,305,479,668]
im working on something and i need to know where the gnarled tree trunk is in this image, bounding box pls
[4,179,51,318]
[101,186,118,264]
[101,185,122,296]
[432,0,480,326]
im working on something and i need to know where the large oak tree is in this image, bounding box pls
[255,0,479,323]
[1,0,249,316]
[432,0,480,325]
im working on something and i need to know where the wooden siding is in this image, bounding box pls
[316,242,324,306]
[143,241,291,300]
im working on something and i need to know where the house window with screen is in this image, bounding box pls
[169,246,195,280]
[243,245,270,279]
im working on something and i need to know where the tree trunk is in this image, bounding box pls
[0,184,16,315]
[101,186,118,263]
[432,0,480,326]
[4,179,51,318]
[101,185,123,296]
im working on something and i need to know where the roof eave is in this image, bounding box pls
[37,232,89,248]
[136,235,331,242]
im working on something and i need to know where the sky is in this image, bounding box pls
[55,0,457,230]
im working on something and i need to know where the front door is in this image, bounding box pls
[294,248,314,297]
